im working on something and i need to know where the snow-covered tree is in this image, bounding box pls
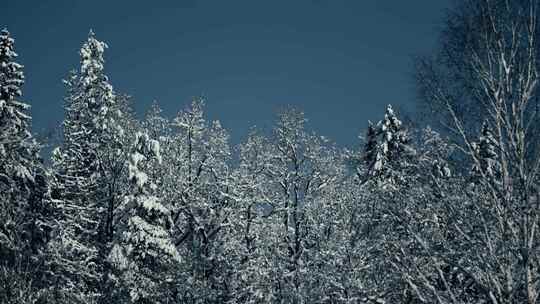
[0,28,34,258]
[139,101,171,213]
[471,121,500,183]
[0,29,53,303]
[0,29,27,148]
[403,1,540,302]
[363,105,415,187]
[230,109,344,303]
[362,120,378,176]
[109,131,180,303]
[419,127,452,179]
[46,31,128,303]
[143,101,170,140]
[228,130,275,303]
[351,105,425,302]
[165,98,236,303]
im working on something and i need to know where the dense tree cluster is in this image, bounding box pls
[1,1,540,303]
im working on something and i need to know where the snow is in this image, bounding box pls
[149,139,161,164]
[140,195,169,215]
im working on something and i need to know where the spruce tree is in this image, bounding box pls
[363,120,380,178]
[0,29,53,303]
[0,28,33,256]
[109,132,180,303]
[365,105,415,186]
[46,30,120,303]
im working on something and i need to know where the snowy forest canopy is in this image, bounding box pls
[1,1,540,303]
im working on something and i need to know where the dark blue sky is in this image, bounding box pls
[3,0,450,147]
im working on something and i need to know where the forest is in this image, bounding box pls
[1,0,540,303]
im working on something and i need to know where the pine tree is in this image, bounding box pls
[366,104,415,186]
[0,29,27,145]
[109,131,180,303]
[379,105,413,164]
[0,29,53,303]
[0,28,33,256]
[46,30,120,303]
[363,120,380,177]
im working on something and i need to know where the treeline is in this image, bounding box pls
[1,0,540,303]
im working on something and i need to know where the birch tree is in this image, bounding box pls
[409,1,540,302]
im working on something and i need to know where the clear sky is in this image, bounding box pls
[3,0,451,148]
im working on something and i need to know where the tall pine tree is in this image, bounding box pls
[0,29,52,303]
[46,30,120,303]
